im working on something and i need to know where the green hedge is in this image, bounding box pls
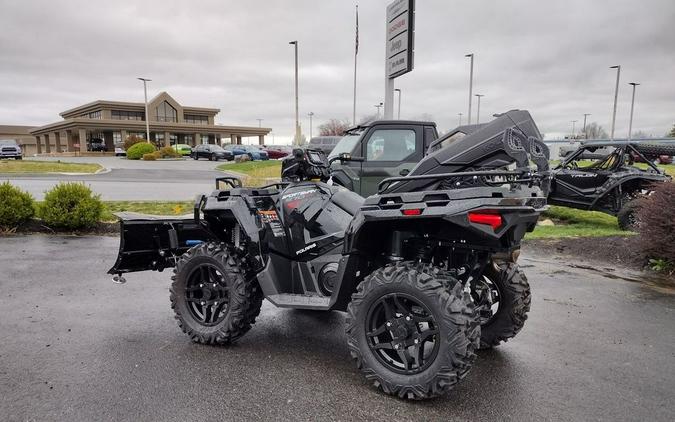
[0,182,35,228]
[127,142,156,160]
[38,182,103,229]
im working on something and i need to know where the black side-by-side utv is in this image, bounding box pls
[108,110,549,400]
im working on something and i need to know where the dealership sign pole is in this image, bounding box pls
[384,0,414,120]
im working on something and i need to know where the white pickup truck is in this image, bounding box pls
[0,139,23,160]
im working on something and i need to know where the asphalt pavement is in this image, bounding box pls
[1,156,235,200]
[0,235,673,421]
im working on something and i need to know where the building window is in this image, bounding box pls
[81,111,101,119]
[156,101,177,122]
[170,134,178,146]
[112,110,145,120]
[184,114,209,125]
[201,135,209,144]
[113,132,122,144]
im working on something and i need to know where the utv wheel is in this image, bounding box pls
[170,242,263,345]
[473,262,531,349]
[617,200,639,231]
[346,261,479,400]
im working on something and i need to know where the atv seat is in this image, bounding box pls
[331,189,365,215]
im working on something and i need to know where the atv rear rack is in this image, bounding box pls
[378,169,543,193]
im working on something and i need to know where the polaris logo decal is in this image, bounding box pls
[296,243,317,255]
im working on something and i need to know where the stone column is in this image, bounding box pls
[54,132,62,153]
[164,131,171,147]
[258,135,265,145]
[43,134,51,153]
[35,136,42,154]
[230,134,236,145]
[193,133,200,146]
[120,130,128,144]
[78,128,87,153]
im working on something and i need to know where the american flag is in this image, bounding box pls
[355,5,359,55]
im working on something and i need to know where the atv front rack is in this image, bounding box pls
[378,169,544,193]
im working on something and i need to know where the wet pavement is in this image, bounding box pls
[0,235,673,421]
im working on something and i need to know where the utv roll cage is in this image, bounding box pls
[557,141,665,174]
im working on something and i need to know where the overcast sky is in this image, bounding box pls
[1,0,673,143]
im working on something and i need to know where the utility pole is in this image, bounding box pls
[582,113,591,139]
[475,94,484,124]
[571,120,578,137]
[628,82,640,140]
[394,89,402,119]
[458,112,463,126]
[375,102,383,119]
[256,119,263,128]
[465,53,474,124]
[308,112,314,139]
[137,77,151,143]
[609,65,621,140]
[289,41,300,145]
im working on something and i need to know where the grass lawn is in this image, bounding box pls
[100,201,194,221]
[217,160,281,186]
[0,159,102,174]
[527,205,631,239]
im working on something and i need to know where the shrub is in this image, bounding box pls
[38,182,103,229]
[127,142,156,160]
[142,152,158,161]
[158,146,181,158]
[123,135,146,151]
[636,182,675,266]
[0,182,35,228]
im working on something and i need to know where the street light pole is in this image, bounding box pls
[375,102,383,119]
[465,53,474,124]
[256,119,263,128]
[475,94,484,124]
[582,113,591,139]
[394,89,402,119]
[308,112,314,139]
[571,120,578,137]
[137,77,151,143]
[609,65,621,140]
[628,82,640,140]
[289,41,300,145]
[458,113,463,126]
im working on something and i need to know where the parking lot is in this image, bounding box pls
[1,235,673,421]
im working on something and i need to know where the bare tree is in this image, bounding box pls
[667,123,675,138]
[584,122,609,140]
[358,114,378,125]
[318,118,351,136]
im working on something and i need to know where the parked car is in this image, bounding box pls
[114,142,126,157]
[223,144,269,160]
[88,138,108,152]
[191,144,233,161]
[309,136,342,155]
[0,139,23,159]
[173,144,193,156]
[261,145,291,159]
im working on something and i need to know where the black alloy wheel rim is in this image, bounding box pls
[472,276,501,325]
[185,263,230,326]
[365,293,440,375]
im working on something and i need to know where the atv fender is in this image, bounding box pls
[591,173,668,210]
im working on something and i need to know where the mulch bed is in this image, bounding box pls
[1,219,119,236]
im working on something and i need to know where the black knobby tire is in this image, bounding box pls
[634,143,675,158]
[345,261,480,400]
[477,263,531,349]
[170,242,263,345]
[617,200,639,231]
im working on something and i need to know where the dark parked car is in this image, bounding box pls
[88,138,108,152]
[191,144,233,161]
[0,139,23,159]
[309,136,342,155]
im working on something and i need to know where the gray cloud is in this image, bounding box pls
[1,0,673,142]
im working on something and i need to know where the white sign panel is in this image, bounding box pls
[385,0,414,79]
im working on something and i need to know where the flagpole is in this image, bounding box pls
[352,5,358,125]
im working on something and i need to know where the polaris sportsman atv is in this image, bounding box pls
[109,110,549,400]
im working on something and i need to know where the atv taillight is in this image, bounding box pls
[468,211,502,230]
[401,209,423,216]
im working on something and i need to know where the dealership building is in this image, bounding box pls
[22,92,270,155]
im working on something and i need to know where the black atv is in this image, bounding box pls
[549,141,672,230]
[108,110,549,400]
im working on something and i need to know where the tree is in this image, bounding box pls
[358,114,378,125]
[667,123,675,138]
[318,118,351,136]
[584,122,609,140]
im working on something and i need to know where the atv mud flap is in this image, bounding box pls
[107,212,213,275]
